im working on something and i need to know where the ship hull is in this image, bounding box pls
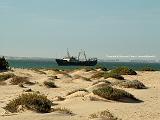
[56,59,97,66]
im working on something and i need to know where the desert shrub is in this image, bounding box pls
[43,81,57,88]
[4,93,53,113]
[140,67,156,71]
[89,110,119,120]
[93,86,138,101]
[66,88,88,96]
[91,72,104,79]
[118,80,146,89]
[104,72,124,80]
[53,107,73,115]
[0,73,15,81]
[111,81,125,86]
[10,76,34,85]
[0,56,9,71]
[111,67,137,75]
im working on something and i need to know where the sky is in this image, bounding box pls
[0,0,160,59]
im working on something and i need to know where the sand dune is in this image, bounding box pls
[0,69,160,120]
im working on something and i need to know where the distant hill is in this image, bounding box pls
[0,56,55,61]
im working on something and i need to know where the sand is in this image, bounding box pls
[0,69,160,120]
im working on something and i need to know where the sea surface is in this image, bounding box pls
[7,59,160,70]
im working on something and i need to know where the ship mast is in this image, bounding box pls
[67,48,70,58]
[78,50,87,61]
[78,52,80,60]
[84,51,87,61]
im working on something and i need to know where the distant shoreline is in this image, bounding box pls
[7,59,160,70]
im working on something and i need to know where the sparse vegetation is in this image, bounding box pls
[118,80,146,89]
[104,72,124,80]
[111,66,137,75]
[0,56,9,71]
[10,76,34,85]
[4,93,53,113]
[43,81,57,88]
[0,73,15,81]
[93,86,138,101]
[89,110,119,120]
[66,88,88,96]
[91,71,124,80]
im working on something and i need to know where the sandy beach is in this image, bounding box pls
[0,68,160,120]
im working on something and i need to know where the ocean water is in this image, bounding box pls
[7,59,160,70]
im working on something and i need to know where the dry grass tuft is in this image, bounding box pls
[118,80,146,89]
[43,81,57,88]
[0,73,15,81]
[4,93,53,113]
[93,86,139,101]
[104,72,124,80]
[110,67,137,75]
[10,76,34,85]
[89,110,119,120]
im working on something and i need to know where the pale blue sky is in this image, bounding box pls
[0,0,160,59]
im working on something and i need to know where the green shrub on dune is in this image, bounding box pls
[4,93,53,113]
[110,66,137,75]
[93,86,138,101]
[10,76,34,85]
[104,72,124,80]
[0,73,15,81]
[118,80,146,89]
[43,81,57,88]
[89,110,119,120]
[91,71,124,80]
